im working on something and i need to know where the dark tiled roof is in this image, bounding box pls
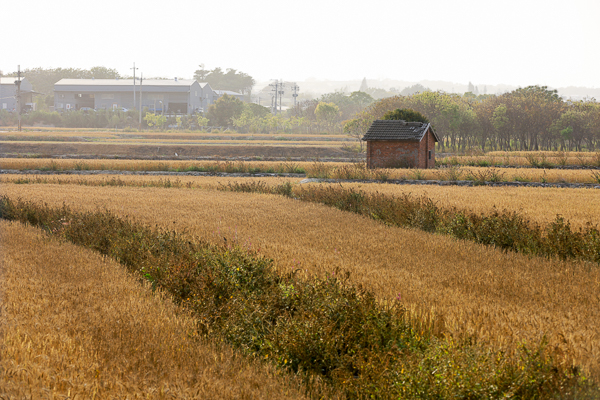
[362,120,438,142]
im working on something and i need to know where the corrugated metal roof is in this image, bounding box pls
[1,77,21,85]
[362,120,439,142]
[55,78,197,87]
[214,89,243,96]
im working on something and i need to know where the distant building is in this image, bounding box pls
[213,89,245,102]
[362,120,439,169]
[0,77,34,112]
[53,78,215,114]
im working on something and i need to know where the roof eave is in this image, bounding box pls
[426,123,440,142]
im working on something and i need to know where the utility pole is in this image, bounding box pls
[139,73,143,128]
[278,80,284,114]
[269,80,278,114]
[131,62,138,110]
[16,65,22,132]
[291,83,299,109]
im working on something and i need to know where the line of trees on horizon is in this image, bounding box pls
[2,65,599,152]
[343,86,600,152]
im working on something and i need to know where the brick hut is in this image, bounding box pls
[362,120,439,169]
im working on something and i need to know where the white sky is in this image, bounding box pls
[4,0,599,88]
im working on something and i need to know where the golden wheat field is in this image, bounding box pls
[442,150,600,167]
[384,166,600,184]
[2,157,600,184]
[322,181,600,228]
[2,182,600,380]
[1,174,597,228]
[0,220,316,399]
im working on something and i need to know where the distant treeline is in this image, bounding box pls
[2,74,599,152]
[344,87,600,152]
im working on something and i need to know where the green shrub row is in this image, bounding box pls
[0,196,594,399]
[219,182,600,264]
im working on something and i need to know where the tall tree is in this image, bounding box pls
[400,84,430,96]
[207,94,245,127]
[382,108,429,123]
[194,66,255,95]
[315,102,341,132]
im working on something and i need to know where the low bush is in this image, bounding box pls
[1,196,595,398]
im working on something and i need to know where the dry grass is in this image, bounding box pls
[3,183,600,380]
[0,158,318,173]
[1,173,597,228]
[443,151,600,168]
[392,166,599,184]
[0,219,314,399]
[321,181,600,229]
[2,158,600,184]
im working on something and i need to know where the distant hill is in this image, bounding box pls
[254,78,599,101]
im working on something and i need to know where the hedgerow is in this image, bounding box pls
[1,195,596,398]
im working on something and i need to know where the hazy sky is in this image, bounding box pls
[4,0,599,88]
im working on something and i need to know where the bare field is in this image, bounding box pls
[0,220,312,399]
[0,142,351,160]
[3,183,600,378]
[2,139,350,147]
[0,130,354,155]
[1,130,349,141]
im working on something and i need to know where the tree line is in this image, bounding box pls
[344,86,600,151]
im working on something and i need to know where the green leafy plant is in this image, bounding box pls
[440,166,464,181]
[410,169,425,180]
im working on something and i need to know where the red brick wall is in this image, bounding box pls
[366,140,420,168]
[417,129,436,168]
[366,128,436,169]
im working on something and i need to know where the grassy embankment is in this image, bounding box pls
[2,182,600,384]
[1,196,596,399]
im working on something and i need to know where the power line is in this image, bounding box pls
[131,62,138,110]
[291,83,299,109]
[139,72,143,128]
